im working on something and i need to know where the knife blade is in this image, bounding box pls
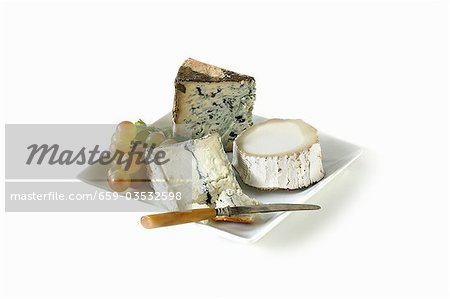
[217,203,320,217]
[141,203,320,229]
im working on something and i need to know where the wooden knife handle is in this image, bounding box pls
[140,208,216,229]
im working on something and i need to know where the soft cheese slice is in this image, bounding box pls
[147,133,259,223]
[232,119,325,190]
[172,58,256,151]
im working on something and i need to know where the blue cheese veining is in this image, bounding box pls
[172,58,255,151]
[147,133,259,223]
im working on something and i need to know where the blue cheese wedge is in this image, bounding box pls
[172,58,256,151]
[147,133,259,223]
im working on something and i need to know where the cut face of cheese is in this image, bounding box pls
[147,133,259,222]
[172,58,255,151]
[232,119,325,190]
[238,120,319,156]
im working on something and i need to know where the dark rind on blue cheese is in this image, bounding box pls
[175,66,254,83]
[172,58,255,151]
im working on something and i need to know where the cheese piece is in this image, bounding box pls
[232,119,325,190]
[147,133,259,222]
[172,58,256,151]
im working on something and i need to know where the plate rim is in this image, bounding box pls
[197,148,362,243]
[77,113,363,243]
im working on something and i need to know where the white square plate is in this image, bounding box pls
[78,113,361,243]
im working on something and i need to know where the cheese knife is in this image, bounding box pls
[140,203,320,229]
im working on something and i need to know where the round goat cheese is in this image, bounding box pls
[232,119,325,190]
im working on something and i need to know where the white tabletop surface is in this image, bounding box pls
[0,1,448,298]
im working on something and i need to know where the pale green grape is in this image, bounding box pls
[121,154,142,175]
[161,127,173,139]
[107,169,131,192]
[111,133,118,144]
[134,130,150,143]
[130,143,146,153]
[159,139,177,147]
[113,136,132,153]
[109,143,122,162]
[145,125,159,133]
[108,164,122,176]
[109,142,117,153]
[145,132,166,147]
[116,121,137,141]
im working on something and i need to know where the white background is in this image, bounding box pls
[0,1,449,298]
